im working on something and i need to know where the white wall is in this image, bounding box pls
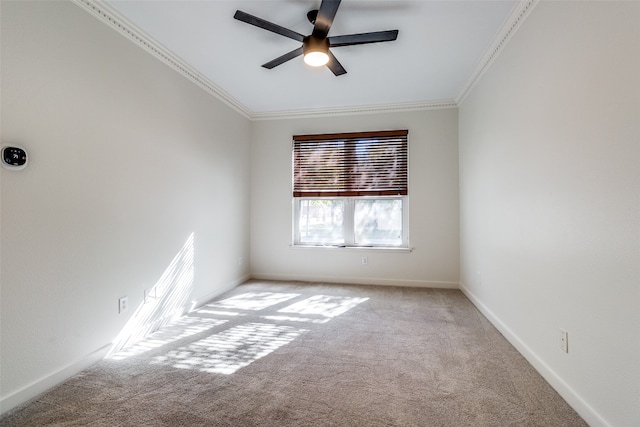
[459,2,639,426]
[250,109,459,288]
[1,1,251,413]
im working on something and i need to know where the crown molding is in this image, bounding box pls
[72,0,253,119]
[71,1,456,121]
[74,0,536,121]
[251,100,458,121]
[455,0,539,105]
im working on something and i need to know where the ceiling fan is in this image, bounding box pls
[234,0,399,76]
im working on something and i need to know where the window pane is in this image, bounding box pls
[354,199,402,246]
[298,200,344,245]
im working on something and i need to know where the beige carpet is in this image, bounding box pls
[1,280,586,426]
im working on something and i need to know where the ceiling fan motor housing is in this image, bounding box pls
[303,35,329,56]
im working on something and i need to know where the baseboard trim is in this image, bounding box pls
[459,282,611,427]
[0,343,111,416]
[250,273,459,289]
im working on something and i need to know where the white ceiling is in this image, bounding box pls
[98,0,521,117]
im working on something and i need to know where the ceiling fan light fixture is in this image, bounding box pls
[304,51,329,67]
[303,36,329,67]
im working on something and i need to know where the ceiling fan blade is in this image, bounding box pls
[234,10,305,42]
[262,46,304,69]
[326,50,347,76]
[329,30,399,48]
[312,0,341,39]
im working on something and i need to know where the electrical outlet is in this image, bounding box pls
[362,256,368,265]
[119,296,128,314]
[238,257,243,266]
[559,329,569,353]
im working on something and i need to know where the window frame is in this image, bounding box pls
[292,129,409,249]
[292,195,409,248]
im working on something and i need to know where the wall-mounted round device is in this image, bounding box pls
[1,145,28,170]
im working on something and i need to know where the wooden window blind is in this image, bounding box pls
[293,130,408,197]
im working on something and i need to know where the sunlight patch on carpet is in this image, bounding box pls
[262,315,330,324]
[202,292,300,311]
[108,316,227,360]
[278,295,369,318]
[150,323,308,374]
[195,309,245,316]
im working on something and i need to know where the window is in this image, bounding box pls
[292,130,408,248]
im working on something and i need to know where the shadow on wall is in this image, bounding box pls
[107,232,196,358]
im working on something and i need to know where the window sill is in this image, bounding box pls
[290,245,413,253]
